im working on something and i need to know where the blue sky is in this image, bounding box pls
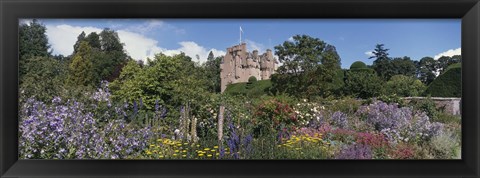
[27,19,461,69]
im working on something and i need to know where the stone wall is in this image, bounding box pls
[403,97,461,116]
[220,43,277,92]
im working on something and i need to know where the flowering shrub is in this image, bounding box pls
[252,98,299,136]
[144,138,227,159]
[335,144,372,159]
[277,133,333,159]
[389,143,415,159]
[331,111,348,129]
[355,132,389,149]
[357,100,444,144]
[19,95,153,159]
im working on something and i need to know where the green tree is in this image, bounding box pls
[385,75,426,97]
[437,55,461,74]
[73,31,86,53]
[111,53,209,111]
[370,44,392,80]
[203,56,223,93]
[344,69,384,99]
[19,19,51,79]
[72,30,129,84]
[207,51,215,61]
[85,32,101,49]
[271,34,341,98]
[99,28,124,52]
[20,57,67,102]
[67,41,95,86]
[391,56,416,77]
[416,57,437,84]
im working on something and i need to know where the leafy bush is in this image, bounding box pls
[344,69,385,99]
[251,96,300,137]
[350,61,367,70]
[325,97,361,115]
[425,64,461,97]
[385,75,426,97]
[225,79,272,98]
[429,130,459,159]
[407,97,439,120]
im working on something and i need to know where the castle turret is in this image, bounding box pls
[221,43,275,93]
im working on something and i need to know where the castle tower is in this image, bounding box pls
[220,43,276,93]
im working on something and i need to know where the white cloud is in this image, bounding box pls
[19,19,33,25]
[45,24,223,63]
[434,47,461,60]
[125,20,186,35]
[46,24,102,55]
[162,41,225,63]
[364,50,375,57]
[245,39,266,52]
[287,36,294,42]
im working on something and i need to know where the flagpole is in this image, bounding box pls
[239,26,242,44]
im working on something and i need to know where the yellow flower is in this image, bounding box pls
[198,154,204,157]
[175,150,180,153]
[173,154,178,156]
[213,146,219,149]
[182,150,187,153]
[182,155,187,157]
[146,151,152,155]
[204,148,210,151]
[159,155,164,158]
[207,154,213,157]
[215,153,219,156]
[184,143,188,145]
[196,144,200,147]
[210,149,216,152]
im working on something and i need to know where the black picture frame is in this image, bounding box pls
[1,0,479,177]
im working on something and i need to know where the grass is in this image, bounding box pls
[224,79,272,98]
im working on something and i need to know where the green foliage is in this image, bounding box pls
[390,56,417,77]
[111,53,210,113]
[375,94,405,106]
[429,130,460,159]
[425,64,461,97]
[20,57,67,102]
[67,41,95,87]
[344,69,384,99]
[370,44,391,80]
[202,56,223,93]
[272,35,341,98]
[325,97,362,114]
[100,28,125,52]
[224,80,272,98]
[385,75,426,97]
[350,61,367,70]
[246,76,258,89]
[416,57,437,84]
[72,30,129,84]
[19,19,51,79]
[437,55,461,75]
[408,97,440,120]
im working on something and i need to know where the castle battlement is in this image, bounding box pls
[220,43,277,92]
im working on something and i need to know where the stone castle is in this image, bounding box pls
[220,43,277,92]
